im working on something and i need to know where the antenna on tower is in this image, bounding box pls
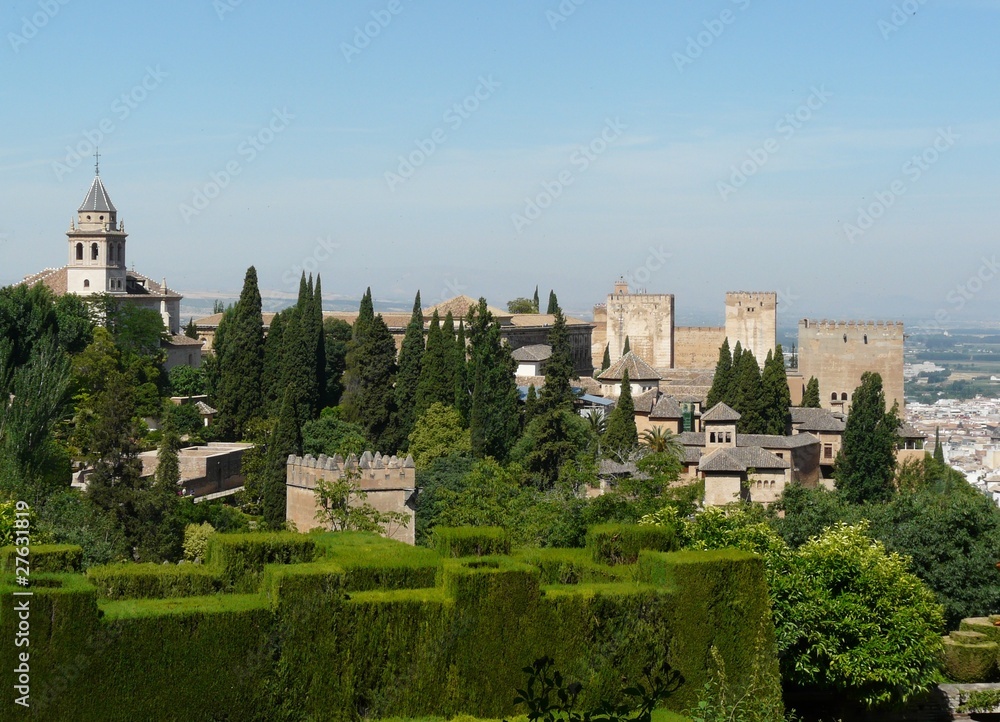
[94,147,101,176]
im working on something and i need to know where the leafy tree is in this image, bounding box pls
[705,338,732,410]
[313,467,409,536]
[414,454,476,545]
[732,347,765,435]
[835,372,900,504]
[167,364,206,397]
[312,275,326,414]
[302,407,367,458]
[35,489,128,567]
[441,311,460,404]
[322,317,352,408]
[407,402,471,468]
[467,299,520,461]
[53,293,94,353]
[760,346,791,435]
[546,290,559,315]
[279,305,315,427]
[341,313,398,452]
[524,384,539,425]
[163,401,204,439]
[601,344,611,372]
[727,341,743,403]
[640,426,681,458]
[0,282,60,365]
[415,311,449,417]
[183,318,198,339]
[801,376,821,408]
[262,387,302,529]
[139,421,183,561]
[105,301,167,361]
[392,292,424,451]
[511,407,591,488]
[603,370,638,460]
[507,298,536,314]
[539,308,576,413]
[215,267,265,439]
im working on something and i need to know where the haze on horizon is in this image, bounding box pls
[2,1,999,326]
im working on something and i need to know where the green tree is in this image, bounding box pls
[167,364,206,397]
[183,318,198,339]
[603,370,638,460]
[507,298,535,314]
[835,372,900,504]
[341,314,398,452]
[538,308,575,413]
[441,312,461,412]
[407,403,471,468]
[53,293,94,353]
[215,267,265,439]
[933,427,944,464]
[313,467,409,536]
[312,275,326,414]
[453,319,470,422]
[546,290,560,315]
[706,338,732,409]
[532,286,540,313]
[140,421,183,561]
[727,341,743,404]
[262,387,302,529]
[467,299,520,461]
[104,301,167,361]
[760,346,791,435]
[261,309,286,413]
[415,311,449,417]
[523,384,539,425]
[801,376,821,408]
[302,407,367,458]
[732,348,765,434]
[511,407,591,488]
[601,344,611,372]
[392,292,425,451]
[622,336,631,355]
[322,317,352,408]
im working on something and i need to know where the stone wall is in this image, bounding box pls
[797,319,905,412]
[605,292,675,369]
[285,451,417,544]
[725,292,777,368]
[592,304,608,370]
[673,326,725,369]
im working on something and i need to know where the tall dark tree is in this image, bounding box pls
[322,317,352,408]
[601,344,611,372]
[454,319,470,422]
[341,314,398,452]
[835,372,901,504]
[415,311,449,417]
[262,386,302,529]
[933,427,944,465]
[623,336,631,355]
[441,311,459,400]
[546,290,559,315]
[279,303,318,427]
[216,267,265,440]
[532,286,540,313]
[603,370,638,459]
[183,318,198,339]
[524,384,539,424]
[539,308,575,413]
[261,310,286,414]
[802,376,821,408]
[141,420,182,561]
[392,292,424,451]
[732,348,765,434]
[341,288,375,417]
[354,287,374,341]
[727,341,743,406]
[312,275,326,414]
[295,272,322,420]
[761,345,792,435]
[706,338,733,409]
[467,298,520,461]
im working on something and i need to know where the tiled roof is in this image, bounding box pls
[512,344,552,362]
[194,401,217,415]
[702,402,741,423]
[676,431,706,446]
[682,446,703,464]
[699,447,790,472]
[424,295,506,320]
[650,395,683,419]
[597,352,661,382]
[632,388,659,414]
[167,334,204,347]
[79,176,116,212]
[507,313,592,327]
[790,407,846,432]
[898,423,925,439]
[20,267,180,299]
[738,433,819,450]
[22,267,67,295]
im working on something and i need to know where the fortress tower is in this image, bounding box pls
[599,279,675,370]
[725,292,777,368]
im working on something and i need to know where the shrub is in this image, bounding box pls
[183,522,215,561]
[0,544,83,573]
[433,526,511,557]
[87,563,220,600]
[586,524,677,565]
[205,532,316,592]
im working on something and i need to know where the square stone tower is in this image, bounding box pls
[603,279,675,370]
[725,292,777,368]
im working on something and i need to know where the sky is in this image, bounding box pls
[2,0,999,325]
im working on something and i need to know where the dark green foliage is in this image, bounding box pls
[761,346,791,435]
[706,338,732,410]
[166,364,205,396]
[623,336,630,354]
[163,400,203,438]
[441,311,461,407]
[603,370,638,460]
[801,376,821,408]
[414,454,477,545]
[260,308,286,413]
[586,524,678,565]
[731,347,765,434]
[454,319,470,421]
[301,406,367,458]
[835,372,901,504]
[942,635,998,683]
[139,424,183,562]
[183,317,198,339]
[34,490,129,568]
[0,544,82,573]
[416,310,450,417]
[533,286,540,313]
[393,292,424,451]
[934,427,944,464]
[508,297,536,314]
[434,526,511,557]
[547,290,559,314]
[601,344,611,372]
[322,316,352,408]
[215,267,265,439]
[102,300,167,361]
[262,387,302,529]
[468,298,521,461]
[513,408,591,488]
[313,275,326,415]
[204,531,316,591]
[727,341,743,402]
[343,313,398,451]
[539,308,576,413]
[524,384,539,424]
[86,563,220,599]
[279,277,322,426]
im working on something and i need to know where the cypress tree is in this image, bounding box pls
[341,289,375,421]
[441,311,458,398]
[623,336,631,355]
[727,341,743,406]
[184,318,198,339]
[761,346,791,435]
[415,311,449,417]
[802,376,821,408]
[454,319,470,423]
[603,370,638,459]
[295,273,321,419]
[216,266,265,440]
[468,298,520,461]
[524,384,539,424]
[601,344,611,372]
[732,348,765,434]
[342,314,398,452]
[313,274,326,413]
[539,308,575,413]
[706,338,732,409]
[262,386,302,529]
[354,287,374,341]
[532,286,540,313]
[835,372,901,504]
[933,427,944,464]
[546,290,559,314]
[261,310,286,414]
[393,292,424,451]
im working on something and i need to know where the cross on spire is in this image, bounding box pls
[94,147,100,176]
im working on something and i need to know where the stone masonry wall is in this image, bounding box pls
[725,292,777,368]
[673,326,726,369]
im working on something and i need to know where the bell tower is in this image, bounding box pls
[66,153,128,296]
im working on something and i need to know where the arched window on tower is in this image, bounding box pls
[75,243,83,261]
[841,392,848,401]
[117,243,124,265]
[91,243,98,260]
[831,392,838,401]
[108,244,115,264]
[83,279,90,289]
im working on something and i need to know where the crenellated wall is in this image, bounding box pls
[724,292,777,368]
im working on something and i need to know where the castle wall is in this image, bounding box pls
[725,292,777,368]
[592,304,608,370]
[605,293,674,369]
[285,452,416,544]
[797,320,905,413]
[673,326,725,369]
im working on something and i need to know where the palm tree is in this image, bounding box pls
[583,408,606,457]
[641,426,682,460]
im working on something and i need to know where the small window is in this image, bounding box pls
[108,245,115,263]
[824,444,833,459]
[831,392,838,401]
[843,334,848,343]
[91,243,98,260]
[99,215,104,221]
[775,452,784,459]
[863,334,868,344]
[83,279,90,288]
[725,432,732,443]
[75,243,83,260]
[710,432,717,443]
[841,392,848,401]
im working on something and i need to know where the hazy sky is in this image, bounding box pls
[2,1,998,325]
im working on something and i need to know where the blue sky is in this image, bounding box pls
[2,0,999,325]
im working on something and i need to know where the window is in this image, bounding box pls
[863,334,868,344]
[725,431,732,443]
[775,452,784,459]
[843,334,848,343]
[108,245,115,263]
[841,392,848,401]
[831,392,838,401]
[83,279,90,288]
[75,243,83,260]
[824,444,833,459]
[91,243,98,260]
[710,432,716,443]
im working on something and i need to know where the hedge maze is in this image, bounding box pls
[1,526,781,721]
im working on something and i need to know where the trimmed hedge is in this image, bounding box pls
[87,563,221,600]
[433,526,511,558]
[586,524,678,565]
[941,634,997,682]
[1,544,83,573]
[513,547,633,585]
[205,531,316,592]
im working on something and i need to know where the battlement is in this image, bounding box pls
[800,319,904,332]
[725,291,777,307]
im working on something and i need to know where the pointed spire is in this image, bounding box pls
[94,146,100,176]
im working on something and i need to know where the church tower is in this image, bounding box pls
[65,161,128,296]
